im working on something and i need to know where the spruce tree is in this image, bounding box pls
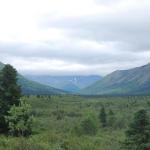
[99,106,107,127]
[124,109,150,150]
[0,64,21,132]
[108,109,115,127]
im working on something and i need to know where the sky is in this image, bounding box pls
[0,0,150,76]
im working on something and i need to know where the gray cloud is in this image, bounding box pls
[43,1,150,52]
[0,41,143,65]
[95,0,120,5]
[0,0,150,75]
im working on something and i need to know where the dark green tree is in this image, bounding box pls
[108,109,115,128]
[0,64,21,132]
[99,106,107,127]
[124,109,150,150]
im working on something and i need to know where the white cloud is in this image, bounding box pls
[0,0,150,75]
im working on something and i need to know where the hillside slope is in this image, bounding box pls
[25,75,101,92]
[0,62,66,95]
[80,63,150,95]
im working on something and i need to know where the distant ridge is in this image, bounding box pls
[0,62,66,95]
[25,75,101,92]
[80,63,150,95]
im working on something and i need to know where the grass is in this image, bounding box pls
[0,95,150,150]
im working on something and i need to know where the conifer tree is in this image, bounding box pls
[0,64,21,131]
[99,106,107,127]
[108,109,115,127]
[124,109,150,150]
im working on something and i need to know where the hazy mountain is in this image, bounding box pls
[0,62,4,70]
[0,62,66,95]
[25,75,101,92]
[80,63,150,95]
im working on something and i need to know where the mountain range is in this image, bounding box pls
[0,62,66,95]
[0,61,150,96]
[80,63,150,95]
[25,75,101,92]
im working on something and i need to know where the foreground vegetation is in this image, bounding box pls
[0,95,150,150]
[0,65,33,136]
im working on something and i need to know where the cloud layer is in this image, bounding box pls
[0,0,150,75]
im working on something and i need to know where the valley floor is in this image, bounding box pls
[0,95,150,150]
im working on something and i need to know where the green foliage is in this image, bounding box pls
[0,95,150,150]
[99,106,107,127]
[52,109,65,120]
[124,109,150,150]
[80,113,98,135]
[5,99,34,136]
[0,64,21,132]
[0,65,21,106]
[108,109,116,128]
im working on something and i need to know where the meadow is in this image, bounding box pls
[0,95,150,150]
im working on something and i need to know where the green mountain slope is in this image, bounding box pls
[80,63,150,95]
[25,75,101,92]
[18,75,66,95]
[0,62,66,95]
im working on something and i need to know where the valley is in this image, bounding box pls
[0,95,150,150]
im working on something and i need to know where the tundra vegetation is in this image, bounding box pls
[0,65,150,150]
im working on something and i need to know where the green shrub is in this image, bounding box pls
[80,113,98,135]
[52,110,65,120]
[5,99,34,136]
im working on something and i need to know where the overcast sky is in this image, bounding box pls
[0,0,150,76]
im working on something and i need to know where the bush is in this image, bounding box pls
[52,110,65,120]
[80,113,98,135]
[5,99,34,136]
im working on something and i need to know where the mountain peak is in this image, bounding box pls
[80,63,150,95]
[141,63,150,68]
